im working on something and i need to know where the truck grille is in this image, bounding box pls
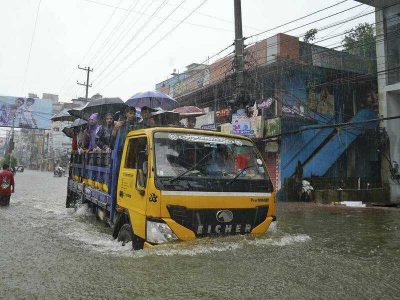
[167,205,268,237]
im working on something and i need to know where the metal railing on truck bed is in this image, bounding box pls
[68,151,113,211]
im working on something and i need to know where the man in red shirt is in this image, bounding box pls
[0,163,15,206]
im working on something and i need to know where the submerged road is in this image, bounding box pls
[0,170,399,299]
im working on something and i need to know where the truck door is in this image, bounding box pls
[117,136,148,238]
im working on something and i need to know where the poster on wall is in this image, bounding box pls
[265,117,281,137]
[0,96,52,129]
[308,87,334,114]
[231,114,253,136]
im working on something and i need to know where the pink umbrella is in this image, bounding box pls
[172,106,205,117]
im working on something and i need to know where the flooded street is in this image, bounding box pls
[0,170,399,299]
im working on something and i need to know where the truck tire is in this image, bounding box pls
[117,223,144,250]
[117,224,132,246]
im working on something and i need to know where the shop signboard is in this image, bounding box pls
[215,107,231,121]
[200,124,216,130]
[231,114,253,136]
[250,116,264,138]
[265,117,281,137]
[266,141,279,153]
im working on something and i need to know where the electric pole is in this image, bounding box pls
[233,0,245,106]
[77,65,93,102]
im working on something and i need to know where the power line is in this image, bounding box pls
[97,0,209,92]
[80,0,234,32]
[93,0,169,84]
[59,0,124,96]
[21,0,42,95]
[95,0,187,86]
[263,115,400,140]
[88,0,141,67]
[246,0,351,39]
[163,5,381,98]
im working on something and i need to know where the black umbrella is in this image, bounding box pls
[51,109,77,122]
[81,98,126,120]
[62,127,74,138]
[70,118,87,128]
[68,103,90,120]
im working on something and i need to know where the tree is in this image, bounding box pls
[343,23,376,59]
[303,29,318,43]
[1,154,18,168]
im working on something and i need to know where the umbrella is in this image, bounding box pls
[51,109,77,122]
[70,118,87,128]
[62,127,74,138]
[173,106,205,117]
[68,103,89,120]
[125,91,178,110]
[81,97,126,120]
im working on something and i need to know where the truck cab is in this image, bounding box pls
[114,127,276,249]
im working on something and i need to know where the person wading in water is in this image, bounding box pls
[0,163,15,207]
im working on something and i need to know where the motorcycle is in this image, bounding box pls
[54,167,65,177]
[299,180,314,202]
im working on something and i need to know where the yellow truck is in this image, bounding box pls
[66,127,276,249]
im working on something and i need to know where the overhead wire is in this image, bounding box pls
[246,0,351,39]
[97,0,209,92]
[95,0,188,86]
[93,0,170,84]
[21,0,42,95]
[59,0,125,97]
[169,4,379,99]
[88,0,142,67]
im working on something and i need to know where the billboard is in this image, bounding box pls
[0,96,52,129]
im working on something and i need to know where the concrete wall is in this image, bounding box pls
[375,7,400,203]
[314,188,390,204]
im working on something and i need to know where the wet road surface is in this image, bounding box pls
[0,170,399,299]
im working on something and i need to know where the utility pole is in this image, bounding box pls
[77,65,93,102]
[233,0,245,106]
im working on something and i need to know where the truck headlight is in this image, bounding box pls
[146,220,178,244]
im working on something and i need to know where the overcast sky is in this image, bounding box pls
[0,0,374,102]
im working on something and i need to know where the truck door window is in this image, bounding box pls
[124,137,148,189]
[124,137,147,169]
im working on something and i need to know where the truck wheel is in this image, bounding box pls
[117,223,144,250]
[132,233,144,251]
[117,224,132,246]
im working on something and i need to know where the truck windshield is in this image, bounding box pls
[154,132,273,192]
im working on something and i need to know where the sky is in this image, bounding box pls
[0,0,375,103]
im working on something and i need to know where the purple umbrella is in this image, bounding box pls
[125,91,178,110]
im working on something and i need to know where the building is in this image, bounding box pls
[156,32,384,202]
[356,0,400,203]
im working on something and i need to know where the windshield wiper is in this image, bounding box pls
[226,165,257,185]
[170,151,213,182]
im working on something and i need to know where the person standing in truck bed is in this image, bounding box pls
[0,163,15,207]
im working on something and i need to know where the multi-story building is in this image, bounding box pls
[356,0,400,203]
[156,32,384,203]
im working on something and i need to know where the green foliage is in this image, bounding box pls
[1,154,18,168]
[343,23,376,59]
[303,29,318,43]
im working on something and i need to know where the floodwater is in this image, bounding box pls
[1,171,399,299]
